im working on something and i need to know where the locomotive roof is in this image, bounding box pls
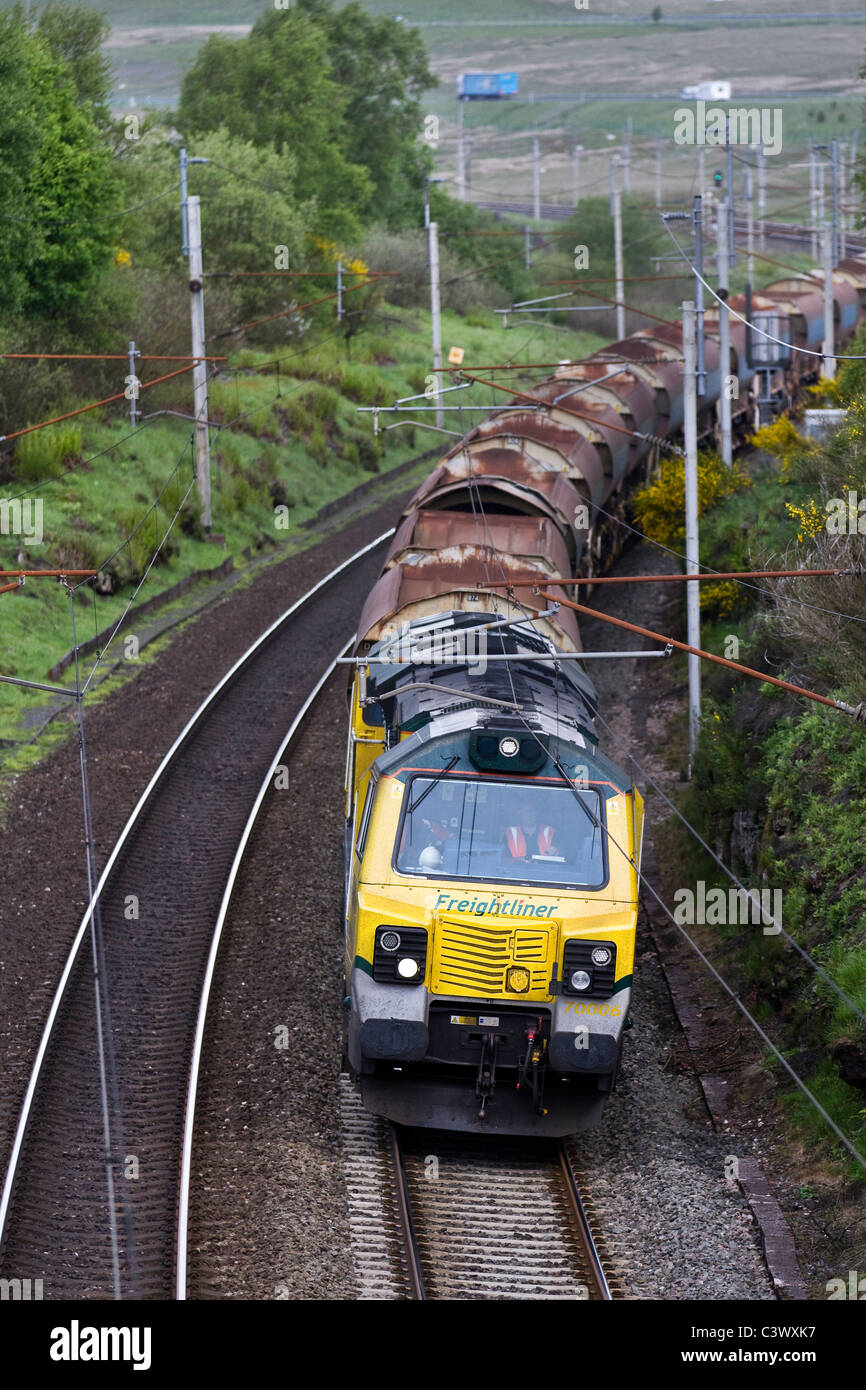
[364,610,598,743]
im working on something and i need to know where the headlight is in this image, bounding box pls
[372,925,427,985]
[562,939,617,998]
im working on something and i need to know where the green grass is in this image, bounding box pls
[0,302,606,759]
[663,445,866,1177]
[6,0,858,130]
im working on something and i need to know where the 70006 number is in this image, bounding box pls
[563,1002,621,1017]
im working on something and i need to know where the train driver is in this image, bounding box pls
[503,798,562,860]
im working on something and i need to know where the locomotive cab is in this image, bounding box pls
[343,614,643,1137]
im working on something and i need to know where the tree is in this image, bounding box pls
[295,0,437,227]
[651,6,663,21]
[36,2,112,121]
[0,9,120,323]
[178,11,371,242]
[0,11,45,318]
[119,128,308,270]
[178,3,437,237]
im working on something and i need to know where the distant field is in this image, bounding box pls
[4,0,864,214]
[2,0,864,107]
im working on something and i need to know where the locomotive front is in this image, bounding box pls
[343,615,643,1136]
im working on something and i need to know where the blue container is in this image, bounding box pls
[458,72,519,99]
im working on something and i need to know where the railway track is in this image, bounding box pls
[472,200,866,257]
[0,531,392,1300]
[341,1079,619,1300]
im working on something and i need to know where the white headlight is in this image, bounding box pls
[499,736,520,758]
[591,946,612,966]
[380,931,401,952]
[397,957,419,979]
[570,969,591,991]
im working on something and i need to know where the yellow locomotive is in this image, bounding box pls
[344,611,643,1136]
[340,245,866,1133]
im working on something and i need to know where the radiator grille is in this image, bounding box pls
[431,916,555,998]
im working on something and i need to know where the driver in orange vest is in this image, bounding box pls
[504,799,560,860]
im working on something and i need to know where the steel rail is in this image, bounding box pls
[558,1144,613,1302]
[386,1125,427,1301]
[175,640,353,1297]
[0,529,393,1253]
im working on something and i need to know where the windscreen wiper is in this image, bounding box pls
[407,755,460,816]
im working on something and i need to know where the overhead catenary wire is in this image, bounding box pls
[559,285,679,328]
[663,220,866,360]
[1,353,226,362]
[207,278,376,341]
[0,362,204,443]
[0,317,363,506]
[538,586,864,719]
[458,479,866,1170]
[583,488,866,631]
[457,490,866,1170]
[203,269,393,279]
[0,184,178,225]
[455,370,682,453]
[68,592,142,1299]
[488,565,856,587]
[74,446,199,693]
[593,707,866,1030]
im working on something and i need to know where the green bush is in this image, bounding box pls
[283,396,314,434]
[357,433,381,473]
[116,501,177,579]
[208,380,242,425]
[16,424,82,482]
[309,422,328,466]
[217,435,243,475]
[310,383,339,423]
[361,334,396,364]
[338,363,385,403]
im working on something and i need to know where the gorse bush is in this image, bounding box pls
[632,451,751,549]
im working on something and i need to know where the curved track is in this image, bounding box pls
[175,644,351,1298]
[0,532,392,1300]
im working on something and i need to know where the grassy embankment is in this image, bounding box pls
[634,409,866,1178]
[0,302,606,766]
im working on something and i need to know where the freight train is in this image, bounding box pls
[342,252,866,1136]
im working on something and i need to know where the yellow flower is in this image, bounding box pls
[784,498,823,540]
[114,248,131,268]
